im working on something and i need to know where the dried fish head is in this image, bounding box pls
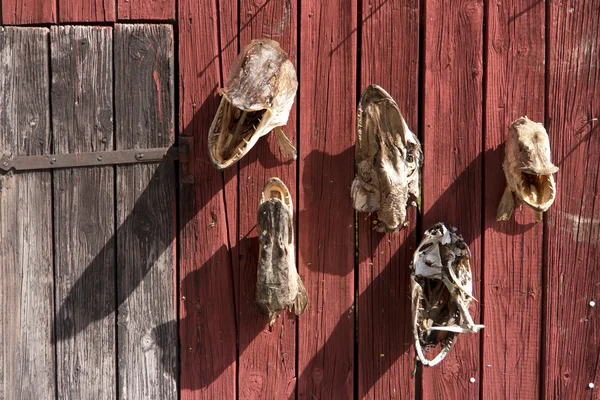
[497,116,558,221]
[256,178,308,325]
[410,223,483,367]
[351,84,422,232]
[209,39,298,170]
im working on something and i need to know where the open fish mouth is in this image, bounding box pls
[518,170,556,211]
[209,95,269,169]
[410,223,483,367]
[497,116,559,221]
[208,38,298,170]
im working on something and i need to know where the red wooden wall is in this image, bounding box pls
[1,0,599,399]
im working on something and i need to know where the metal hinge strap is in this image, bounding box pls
[0,137,193,181]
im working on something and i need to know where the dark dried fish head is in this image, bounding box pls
[497,116,558,221]
[410,223,483,367]
[256,178,308,325]
[209,39,298,170]
[351,85,422,232]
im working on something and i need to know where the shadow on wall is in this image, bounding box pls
[53,89,234,397]
[54,83,292,390]
[53,0,596,393]
[294,143,538,398]
[54,88,217,344]
[52,107,544,398]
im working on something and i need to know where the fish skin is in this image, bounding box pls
[209,39,298,170]
[256,178,307,325]
[351,85,422,232]
[497,116,558,221]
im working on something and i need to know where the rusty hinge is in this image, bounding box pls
[0,137,194,183]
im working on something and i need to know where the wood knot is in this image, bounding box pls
[129,35,153,61]
[141,331,157,352]
[311,367,324,383]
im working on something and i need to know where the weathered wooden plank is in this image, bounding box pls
[218,0,239,337]
[178,0,238,396]
[422,0,484,398]
[297,1,357,399]
[59,0,115,22]
[357,1,419,398]
[234,1,299,399]
[0,27,54,400]
[114,24,177,400]
[51,26,116,399]
[544,1,600,398]
[117,0,174,21]
[482,1,545,398]
[1,0,56,24]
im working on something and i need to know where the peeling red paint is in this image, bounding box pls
[153,70,163,124]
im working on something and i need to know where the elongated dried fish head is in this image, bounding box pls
[497,116,558,220]
[410,223,483,367]
[209,39,298,170]
[256,178,308,325]
[351,84,422,232]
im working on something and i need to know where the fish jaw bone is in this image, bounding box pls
[208,39,298,169]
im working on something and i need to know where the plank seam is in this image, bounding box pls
[480,0,489,397]
[0,21,179,28]
[235,1,241,397]
[172,3,182,395]
[540,2,550,399]
[48,26,60,400]
[112,25,120,400]
[415,0,426,396]
[354,1,361,399]
[295,0,302,398]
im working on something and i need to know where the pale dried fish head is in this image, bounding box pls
[256,178,308,325]
[351,85,422,232]
[209,39,298,170]
[410,223,483,367]
[497,116,558,221]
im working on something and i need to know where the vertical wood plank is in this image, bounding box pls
[357,1,419,398]
[114,24,177,400]
[0,27,54,400]
[544,1,600,398]
[235,1,299,399]
[1,0,56,24]
[117,0,174,21]
[178,0,238,397]
[422,0,484,398]
[218,0,240,332]
[51,26,116,399]
[297,1,357,399]
[214,0,240,375]
[482,1,545,398]
[59,0,115,23]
